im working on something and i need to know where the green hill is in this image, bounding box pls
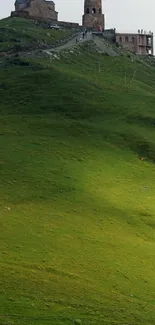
[1,17,155,325]
[0,17,72,53]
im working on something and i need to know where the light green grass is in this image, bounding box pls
[1,31,155,325]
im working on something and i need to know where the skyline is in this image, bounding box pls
[1,0,155,35]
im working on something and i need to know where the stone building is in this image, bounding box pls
[82,0,105,29]
[12,0,58,21]
[116,31,153,55]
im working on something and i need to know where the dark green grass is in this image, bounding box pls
[0,17,72,52]
[1,42,155,325]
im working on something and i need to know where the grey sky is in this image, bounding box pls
[1,0,155,34]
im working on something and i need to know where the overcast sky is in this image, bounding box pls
[1,0,155,34]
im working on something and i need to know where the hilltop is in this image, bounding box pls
[1,17,155,325]
[0,17,72,54]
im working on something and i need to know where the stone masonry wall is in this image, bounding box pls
[13,0,58,21]
[83,0,105,29]
[27,0,57,20]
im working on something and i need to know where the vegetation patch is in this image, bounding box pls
[0,17,72,53]
[1,18,155,325]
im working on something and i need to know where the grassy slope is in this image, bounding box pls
[0,18,72,53]
[1,33,155,325]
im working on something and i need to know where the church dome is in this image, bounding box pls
[15,0,29,11]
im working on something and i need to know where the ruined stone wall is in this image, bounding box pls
[11,10,30,18]
[58,21,80,29]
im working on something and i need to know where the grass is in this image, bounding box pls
[0,17,72,53]
[1,24,155,325]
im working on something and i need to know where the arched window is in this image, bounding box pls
[92,8,96,14]
[99,8,101,14]
[132,37,135,44]
[125,36,129,43]
[119,36,122,43]
[86,8,89,14]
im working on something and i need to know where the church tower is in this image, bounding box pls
[82,0,105,29]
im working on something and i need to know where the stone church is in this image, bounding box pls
[11,0,105,29]
[12,0,58,21]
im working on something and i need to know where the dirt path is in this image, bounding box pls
[44,32,119,57]
[44,32,93,55]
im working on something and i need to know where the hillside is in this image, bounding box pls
[1,17,155,325]
[0,17,72,53]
